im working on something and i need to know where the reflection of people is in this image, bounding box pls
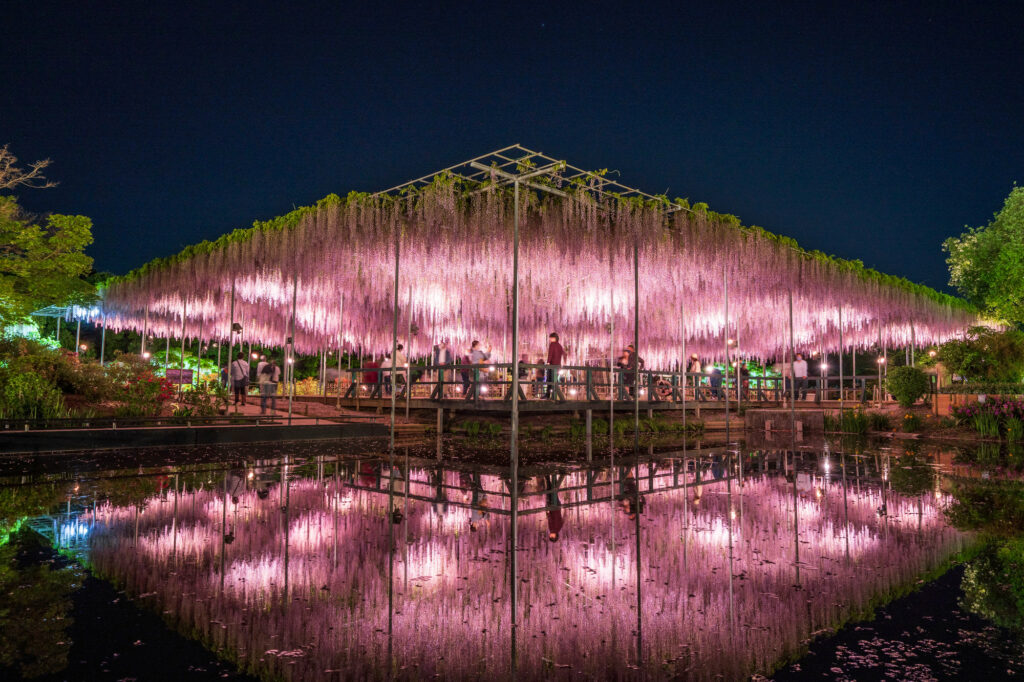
[431,468,449,517]
[616,469,645,519]
[461,472,490,532]
[544,474,565,541]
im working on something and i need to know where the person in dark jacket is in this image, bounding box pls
[545,332,564,399]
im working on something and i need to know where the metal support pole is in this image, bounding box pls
[585,409,592,462]
[510,179,522,643]
[75,320,81,357]
[178,299,187,398]
[140,305,149,356]
[878,322,884,407]
[99,311,106,366]
[911,324,916,367]
[633,238,640,451]
[788,291,796,435]
[227,280,236,410]
[165,337,171,376]
[406,286,412,419]
[288,274,298,425]
[389,224,401,451]
[724,267,730,434]
[838,305,845,413]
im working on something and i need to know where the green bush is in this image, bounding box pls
[836,409,869,434]
[1006,416,1024,442]
[0,371,66,419]
[885,366,931,407]
[867,411,891,431]
[973,411,1001,438]
[900,412,923,432]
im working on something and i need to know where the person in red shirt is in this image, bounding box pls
[545,332,564,399]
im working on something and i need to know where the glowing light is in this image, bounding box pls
[252,352,259,359]
[727,338,735,346]
[820,363,828,371]
[929,350,937,357]
[79,344,88,351]
[142,351,151,359]
[247,471,255,480]
[877,357,886,364]
[287,358,294,364]
[480,386,488,394]
[569,389,577,396]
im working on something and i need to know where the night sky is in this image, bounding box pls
[4,1,1021,292]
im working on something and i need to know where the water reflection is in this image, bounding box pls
[5,441,965,681]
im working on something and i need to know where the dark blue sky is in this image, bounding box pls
[4,1,1021,291]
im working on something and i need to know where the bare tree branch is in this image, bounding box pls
[0,144,58,191]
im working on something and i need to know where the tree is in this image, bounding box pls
[945,186,1024,325]
[0,145,56,191]
[0,196,94,326]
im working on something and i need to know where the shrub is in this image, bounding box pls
[885,366,931,407]
[867,411,891,431]
[0,371,67,419]
[1006,416,1024,442]
[838,409,869,434]
[900,412,923,432]
[973,411,1001,438]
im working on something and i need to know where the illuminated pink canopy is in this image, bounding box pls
[93,146,975,364]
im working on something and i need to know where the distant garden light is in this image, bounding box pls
[877,357,886,364]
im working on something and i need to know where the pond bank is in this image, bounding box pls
[769,564,1022,681]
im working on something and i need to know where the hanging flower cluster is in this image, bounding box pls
[91,170,977,365]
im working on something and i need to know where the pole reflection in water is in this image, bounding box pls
[60,443,969,681]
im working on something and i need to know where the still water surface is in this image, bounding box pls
[3,437,966,680]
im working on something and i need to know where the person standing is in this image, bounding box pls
[469,340,491,397]
[433,340,452,394]
[230,351,250,406]
[545,332,564,399]
[793,353,809,400]
[258,356,281,414]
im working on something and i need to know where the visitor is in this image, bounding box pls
[533,354,546,397]
[616,350,632,399]
[230,351,250,406]
[709,365,723,400]
[381,352,393,395]
[793,353,809,400]
[688,354,703,400]
[544,332,564,399]
[469,340,490,397]
[362,356,381,392]
[457,354,472,395]
[433,340,452,395]
[258,356,281,414]
[394,343,408,389]
[255,354,268,378]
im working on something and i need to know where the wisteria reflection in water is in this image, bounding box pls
[79,449,965,680]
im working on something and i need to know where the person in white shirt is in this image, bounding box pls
[257,356,280,414]
[230,352,250,406]
[792,353,809,400]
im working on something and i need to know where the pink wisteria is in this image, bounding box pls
[93,164,977,364]
[83,456,965,680]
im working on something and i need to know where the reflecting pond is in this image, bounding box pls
[0,437,974,680]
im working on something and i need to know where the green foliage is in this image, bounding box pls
[178,380,229,416]
[0,196,94,327]
[0,530,77,677]
[973,411,1001,438]
[885,366,931,407]
[0,371,66,419]
[938,327,1024,383]
[866,411,891,431]
[826,408,869,434]
[899,412,924,432]
[961,538,1024,633]
[1007,416,1024,442]
[940,382,1024,395]
[945,186,1024,326]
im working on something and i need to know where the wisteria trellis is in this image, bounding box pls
[92,148,978,363]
